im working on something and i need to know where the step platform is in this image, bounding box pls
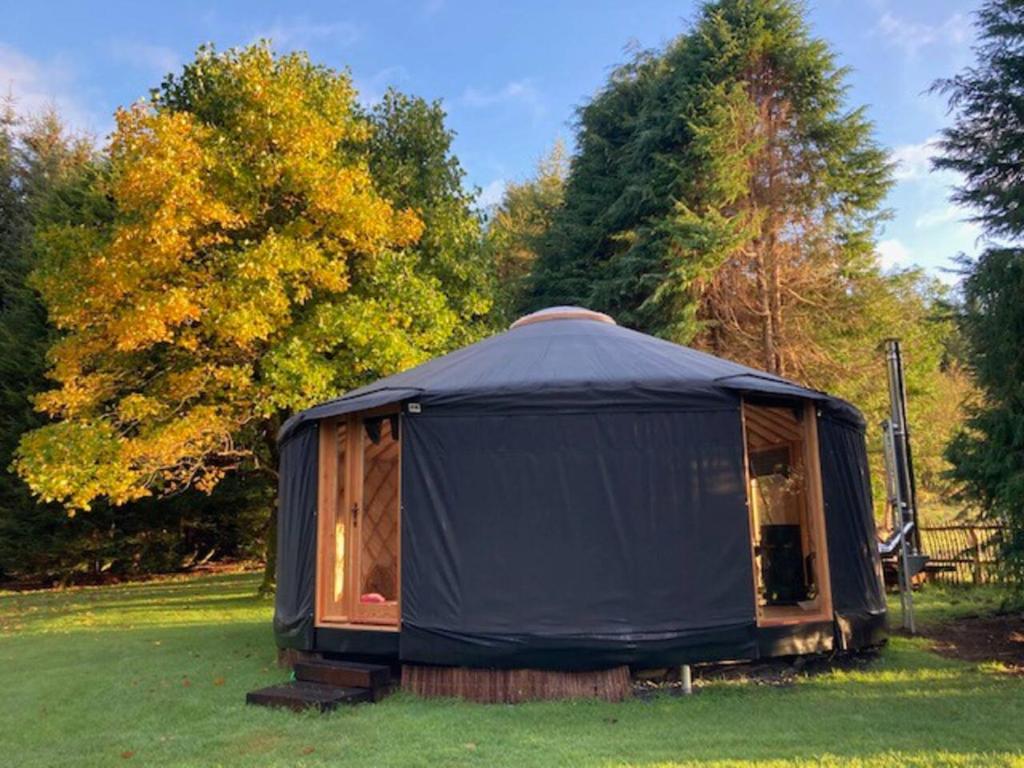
[247,659,393,712]
[246,681,372,712]
[294,659,391,695]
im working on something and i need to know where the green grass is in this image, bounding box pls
[907,582,1018,628]
[2,573,1023,767]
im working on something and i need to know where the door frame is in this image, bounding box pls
[349,411,402,626]
[314,407,402,629]
[740,400,833,627]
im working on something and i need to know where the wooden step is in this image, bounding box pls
[246,681,372,712]
[294,659,391,691]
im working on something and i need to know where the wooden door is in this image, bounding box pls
[316,418,349,623]
[350,414,401,625]
[741,401,833,627]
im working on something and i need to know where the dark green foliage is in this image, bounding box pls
[945,250,1024,583]
[367,89,495,343]
[520,0,961,507]
[485,142,567,326]
[528,0,893,348]
[937,0,1024,584]
[0,103,25,295]
[528,50,661,320]
[0,109,93,581]
[933,1,1024,240]
[0,476,269,585]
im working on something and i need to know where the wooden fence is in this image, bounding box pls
[918,524,1006,584]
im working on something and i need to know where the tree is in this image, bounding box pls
[486,141,567,326]
[0,107,270,584]
[527,52,661,316]
[531,0,892,373]
[0,107,95,580]
[0,100,23,295]
[14,44,486,592]
[935,0,1024,583]
[944,250,1024,582]
[367,89,494,344]
[526,0,962,508]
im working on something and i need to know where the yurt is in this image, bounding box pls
[272,307,886,699]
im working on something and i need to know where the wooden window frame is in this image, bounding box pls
[315,407,402,631]
[741,400,833,628]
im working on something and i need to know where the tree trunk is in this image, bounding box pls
[257,420,282,597]
[767,230,783,376]
[755,242,776,373]
[258,493,278,597]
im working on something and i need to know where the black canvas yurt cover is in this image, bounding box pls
[274,307,886,670]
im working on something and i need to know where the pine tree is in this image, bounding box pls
[527,51,662,315]
[935,0,1024,583]
[0,109,94,579]
[0,100,24,301]
[525,0,963,506]
[531,0,892,373]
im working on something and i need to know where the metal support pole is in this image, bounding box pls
[885,339,917,634]
[897,520,917,634]
[680,665,693,695]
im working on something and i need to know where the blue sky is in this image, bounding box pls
[1,0,982,281]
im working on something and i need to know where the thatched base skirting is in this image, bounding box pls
[401,665,632,703]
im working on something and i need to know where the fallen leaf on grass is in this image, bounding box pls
[213,677,225,686]
[301,746,315,755]
[120,750,134,759]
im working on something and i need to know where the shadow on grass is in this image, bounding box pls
[2,574,1023,766]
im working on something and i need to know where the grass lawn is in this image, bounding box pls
[2,572,1022,767]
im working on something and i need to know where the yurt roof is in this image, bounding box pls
[279,306,861,442]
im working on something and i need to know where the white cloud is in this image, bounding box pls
[461,79,544,119]
[476,178,506,209]
[0,43,97,132]
[877,238,911,269]
[914,205,961,229]
[875,11,970,57]
[253,17,361,50]
[891,136,942,181]
[108,41,180,77]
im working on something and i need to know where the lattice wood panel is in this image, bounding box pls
[360,424,399,600]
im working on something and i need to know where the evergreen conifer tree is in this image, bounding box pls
[935,0,1024,583]
[524,0,964,504]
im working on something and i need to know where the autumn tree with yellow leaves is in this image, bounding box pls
[14,44,489,590]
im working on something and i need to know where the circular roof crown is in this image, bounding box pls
[510,306,617,330]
